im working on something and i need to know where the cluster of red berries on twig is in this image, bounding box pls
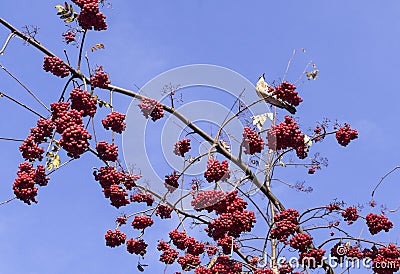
[90,66,110,89]
[372,244,400,274]
[60,123,92,158]
[72,0,107,31]
[270,82,303,107]
[104,229,126,247]
[19,135,45,161]
[289,233,313,252]
[341,206,359,225]
[62,31,76,44]
[103,184,129,208]
[43,56,70,78]
[217,235,239,254]
[168,230,205,256]
[211,256,242,273]
[164,170,179,193]
[13,162,49,204]
[126,238,147,256]
[242,127,265,155]
[130,192,154,206]
[96,141,118,162]
[271,209,299,242]
[30,118,55,144]
[313,125,325,142]
[204,159,230,183]
[157,241,179,265]
[69,88,97,117]
[131,216,154,230]
[299,249,326,269]
[335,124,358,147]
[102,111,126,133]
[326,202,341,212]
[138,97,165,122]
[366,213,393,235]
[155,204,173,219]
[191,190,226,212]
[177,254,201,271]
[173,138,191,157]
[267,116,307,159]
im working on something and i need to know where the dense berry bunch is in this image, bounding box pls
[206,245,218,257]
[72,0,107,31]
[115,216,127,226]
[102,111,126,133]
[191,190,226,212]
[60,124,91,158]
[43,56,70,78]
[34,165,50,187]
[173,138,191,156]
[130,192,154,206]
[62,31,76,44]
[211,256,242,273]
[131,216,154,230]
[105,229,126,247]
[366,213,393,235]
[30,118,55,144]
[126,238,147,256]
[177,254,201,270]
[50,102,71,127]
[185,238,205,256]
[346,245,363,259]
[212,190,248,215]
[164,170,179,192]
[13,162,39,204]
[335,124,358,146]
[103,184,129,208]
[138,98,165,122]
[267,116,307,159]
[217,235,239,254]
[289,233,313,252]
[19,135,44,161]
[157,241,179,265]
[278,262,294,274]
[69,88,97,117]
[242,127,265,155]
[271,209,299,242]
[96,141,118,162]
[330,242,346,263]
[372,244,400,274]
[90,66,110,88]
[326,202,341,212]
[204,159,230,183]
[299,249,326,269]
[271,82,302,106]
[194,267,213,274]
[169,229,188,250]
[53,109,83,134]
[93,166,138,190]
[341,206,359,225]
[155,204,173,219]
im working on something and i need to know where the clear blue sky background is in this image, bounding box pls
[1,1,400,274]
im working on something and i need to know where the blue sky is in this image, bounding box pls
[1,1,400,274]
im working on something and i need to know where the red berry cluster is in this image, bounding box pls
[341,206,359,225]
[346,245,363,259]
[102,111,126,133]
[13,162,49,204]
[126,238,147,256]
[177,254,201,270]
[157,241,179,264]
[335,124,358,147]
[164,170,179,193]
[50,102,71,132]
[90,66,110,89]
[194,267,212,274]
[138,98,165,122]
[105,229,126,247]
[326,202,341,212]
[62,31,76,44]
[206,245,218,257]
[116,216,127,226]
[211,256,242,273]
[168,230,205,256]
[191,190,226,212]
[54,109,83,134]
[185,237,205,256]
[60,123,92,158]
[72,0,107,31]
[289,233,313,252]
[103,184,129,208]
[299,249,326,269]
[169,230,187,250]
[94,166,139,190]
[43,56,70,78]
[204,159,230,183]
[30,118,55,144]
[372,244,400,274]
[131,216,154,230]
[313,125,325,142]
[271,209,299,242]
[271,82,303,107]
[217,235,239,254]
[155,204,173,219]
[96,141,118,162]
[267,116,307,159]
[173,138,191,157]
[242,127,265,155]
[19,135,44,161]
[130,192,154,206]
[307,165,320,174]
[69,88,97,117]
[278,262,294,274]
[366,213,393,235]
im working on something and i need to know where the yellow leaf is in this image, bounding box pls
[64,16,75,23]
[96,43,105,49]
[47,163,53,171]
[55,5,64,12]
[53,155,60,169]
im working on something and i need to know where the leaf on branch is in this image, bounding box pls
[306,69,319,80]
[251,113,271,130]
[97,99,112,108]
[55,2,78,23]
[304,135,313,147]
[90,43,105,52]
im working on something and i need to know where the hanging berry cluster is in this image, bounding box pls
[104,229,126,247]
[335,123,358,146]
[204,159,230,183]
[69,88,97,117]
[43,56,70,78]
[138,97,165,122]
[242,127,265,155]
[62,31,76,44]
[90,66,110,89]
[155,204,173,219]
[366,213,393,235]
[157,241,179,265]
[126,238,147,256]
[72,0,107,31]
[341,206,359,225]
[164,170,179,193]
[267,116,307,159]
[102,111,126,133]
[270,81,303,107]
[173,138,191,157]
[130,192,154,206]
[270,209,299,242]
[96,141,118,162]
